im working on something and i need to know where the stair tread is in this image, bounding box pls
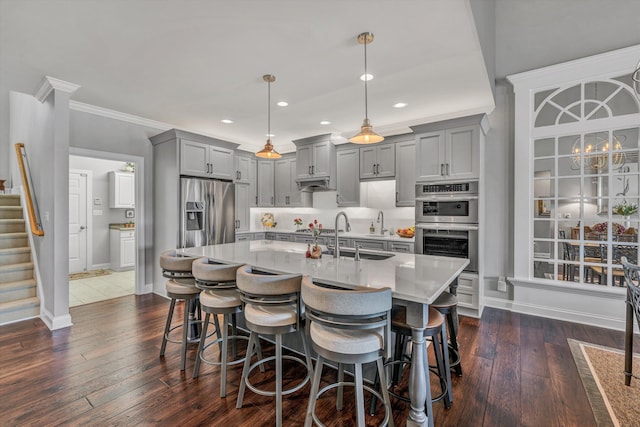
[0,232,27,238]
[0,278,36,289]
[0,296,39,310]
[0,247,30,255]
[0,219,25,223]
[0,206,22,210]
[0,262,34,272]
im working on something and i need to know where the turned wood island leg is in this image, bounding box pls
[404,302,430,427]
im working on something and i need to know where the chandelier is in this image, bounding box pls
[571,134,625,171]
[633,58,640,102]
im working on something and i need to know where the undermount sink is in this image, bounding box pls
[323,247,395,260]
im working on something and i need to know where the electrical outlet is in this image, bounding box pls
[497,277,507,292]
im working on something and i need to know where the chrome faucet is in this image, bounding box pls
[333,211,351,258]
[377,210,387,235]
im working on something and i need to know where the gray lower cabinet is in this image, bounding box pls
[253,232,266,240]
[395,140,416,207]
[275,233,293,242]
[236,233,252,242]
[336,147,360,207]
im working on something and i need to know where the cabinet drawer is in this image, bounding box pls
[456,290,478,309]
[353,239,386,251]
[120,231,135,239]
[389,242,414,253]
[275,234,293,241]
[236,234,251,241]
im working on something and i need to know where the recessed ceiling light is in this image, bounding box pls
[277,101,288,107]
[393,102,408,108]
[360,73,374,81]
[266,133,275,137]
[221,119,234,124]
[320,121,331,125]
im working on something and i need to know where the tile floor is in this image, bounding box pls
[69,269,136,307]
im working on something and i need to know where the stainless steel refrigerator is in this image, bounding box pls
[179,177,235,248]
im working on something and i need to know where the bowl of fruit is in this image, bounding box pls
[397,226,415,238]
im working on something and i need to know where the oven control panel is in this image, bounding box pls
[417,181,478,196]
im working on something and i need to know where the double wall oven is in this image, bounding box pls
[415,181,478,272]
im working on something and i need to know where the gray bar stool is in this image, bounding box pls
[302,279,394,427]
[235,265,314,427]
[431,291,463,377]
[192,258,255,397]
[159,250,200,371]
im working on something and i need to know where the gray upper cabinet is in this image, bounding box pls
[359,144,395,179]
[395,140,416,207]
[412,115,488,182]
[275,156,311,207]
[235,152,252,184]
[180,138,235,180]
[294,134,337,189]
[257,160,275,206]
[336,146,360,207]
[248,157,257,207]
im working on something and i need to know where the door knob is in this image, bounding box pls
[80,226,86,230]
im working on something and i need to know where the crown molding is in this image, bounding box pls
[69,101,173,131]
[34,76,80,102]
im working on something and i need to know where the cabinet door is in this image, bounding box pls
[257,160,275,206]
[337,148,360,207]
[235,183,250,233]
[249,158,257,207]
[395,140,416,207]
[288,159,303,206]
[359,146,377,179]
[353,239,387,251]
[274,159,290,206]
[376,144,395,178]
[446,126,478,180]
[110,172,135,208]
[209,146,235,180]
[312,141,332,177]
[235,155,252,184]
[180,140,210,177]
[296,145,313,179]
[121,234,136,268]
[416,132,445,181]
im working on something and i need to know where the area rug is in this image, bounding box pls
[68,269,112,281]
[568,338,640,426]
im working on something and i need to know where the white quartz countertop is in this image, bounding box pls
[178,240,467,305]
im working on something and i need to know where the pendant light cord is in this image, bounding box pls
[363,37,368,119]
[267,78,271,139]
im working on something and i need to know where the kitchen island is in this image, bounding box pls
[179,240,468,427]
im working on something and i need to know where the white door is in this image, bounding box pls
[69,171,88,273]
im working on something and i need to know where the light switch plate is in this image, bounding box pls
[94,197,102,205]
[93,210,103,216]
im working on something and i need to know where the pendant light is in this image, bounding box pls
[256,74,281,159]
[349,32,384,144]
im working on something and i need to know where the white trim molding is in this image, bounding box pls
[69,101,173,131]
[508,278,628,331]
[34,76,80,102]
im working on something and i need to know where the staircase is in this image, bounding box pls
[0,194,39,324]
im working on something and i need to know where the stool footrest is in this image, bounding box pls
[244,354,311,397]
[199,335,250,367]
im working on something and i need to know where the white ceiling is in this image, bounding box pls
[0,0,495,153]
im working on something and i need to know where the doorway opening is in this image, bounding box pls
[68,152,144,306]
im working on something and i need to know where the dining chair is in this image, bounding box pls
[620,256,640,386]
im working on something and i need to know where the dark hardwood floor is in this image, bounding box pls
[0,294,635,426]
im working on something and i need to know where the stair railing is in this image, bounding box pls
[14,143,44,236]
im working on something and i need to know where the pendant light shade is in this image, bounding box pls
[256,74,281,159]
[349,32,384,144]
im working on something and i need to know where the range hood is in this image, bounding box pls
[296,177,332,192]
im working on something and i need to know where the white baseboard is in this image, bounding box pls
[92,263,112,270]
[41,308,73,331]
